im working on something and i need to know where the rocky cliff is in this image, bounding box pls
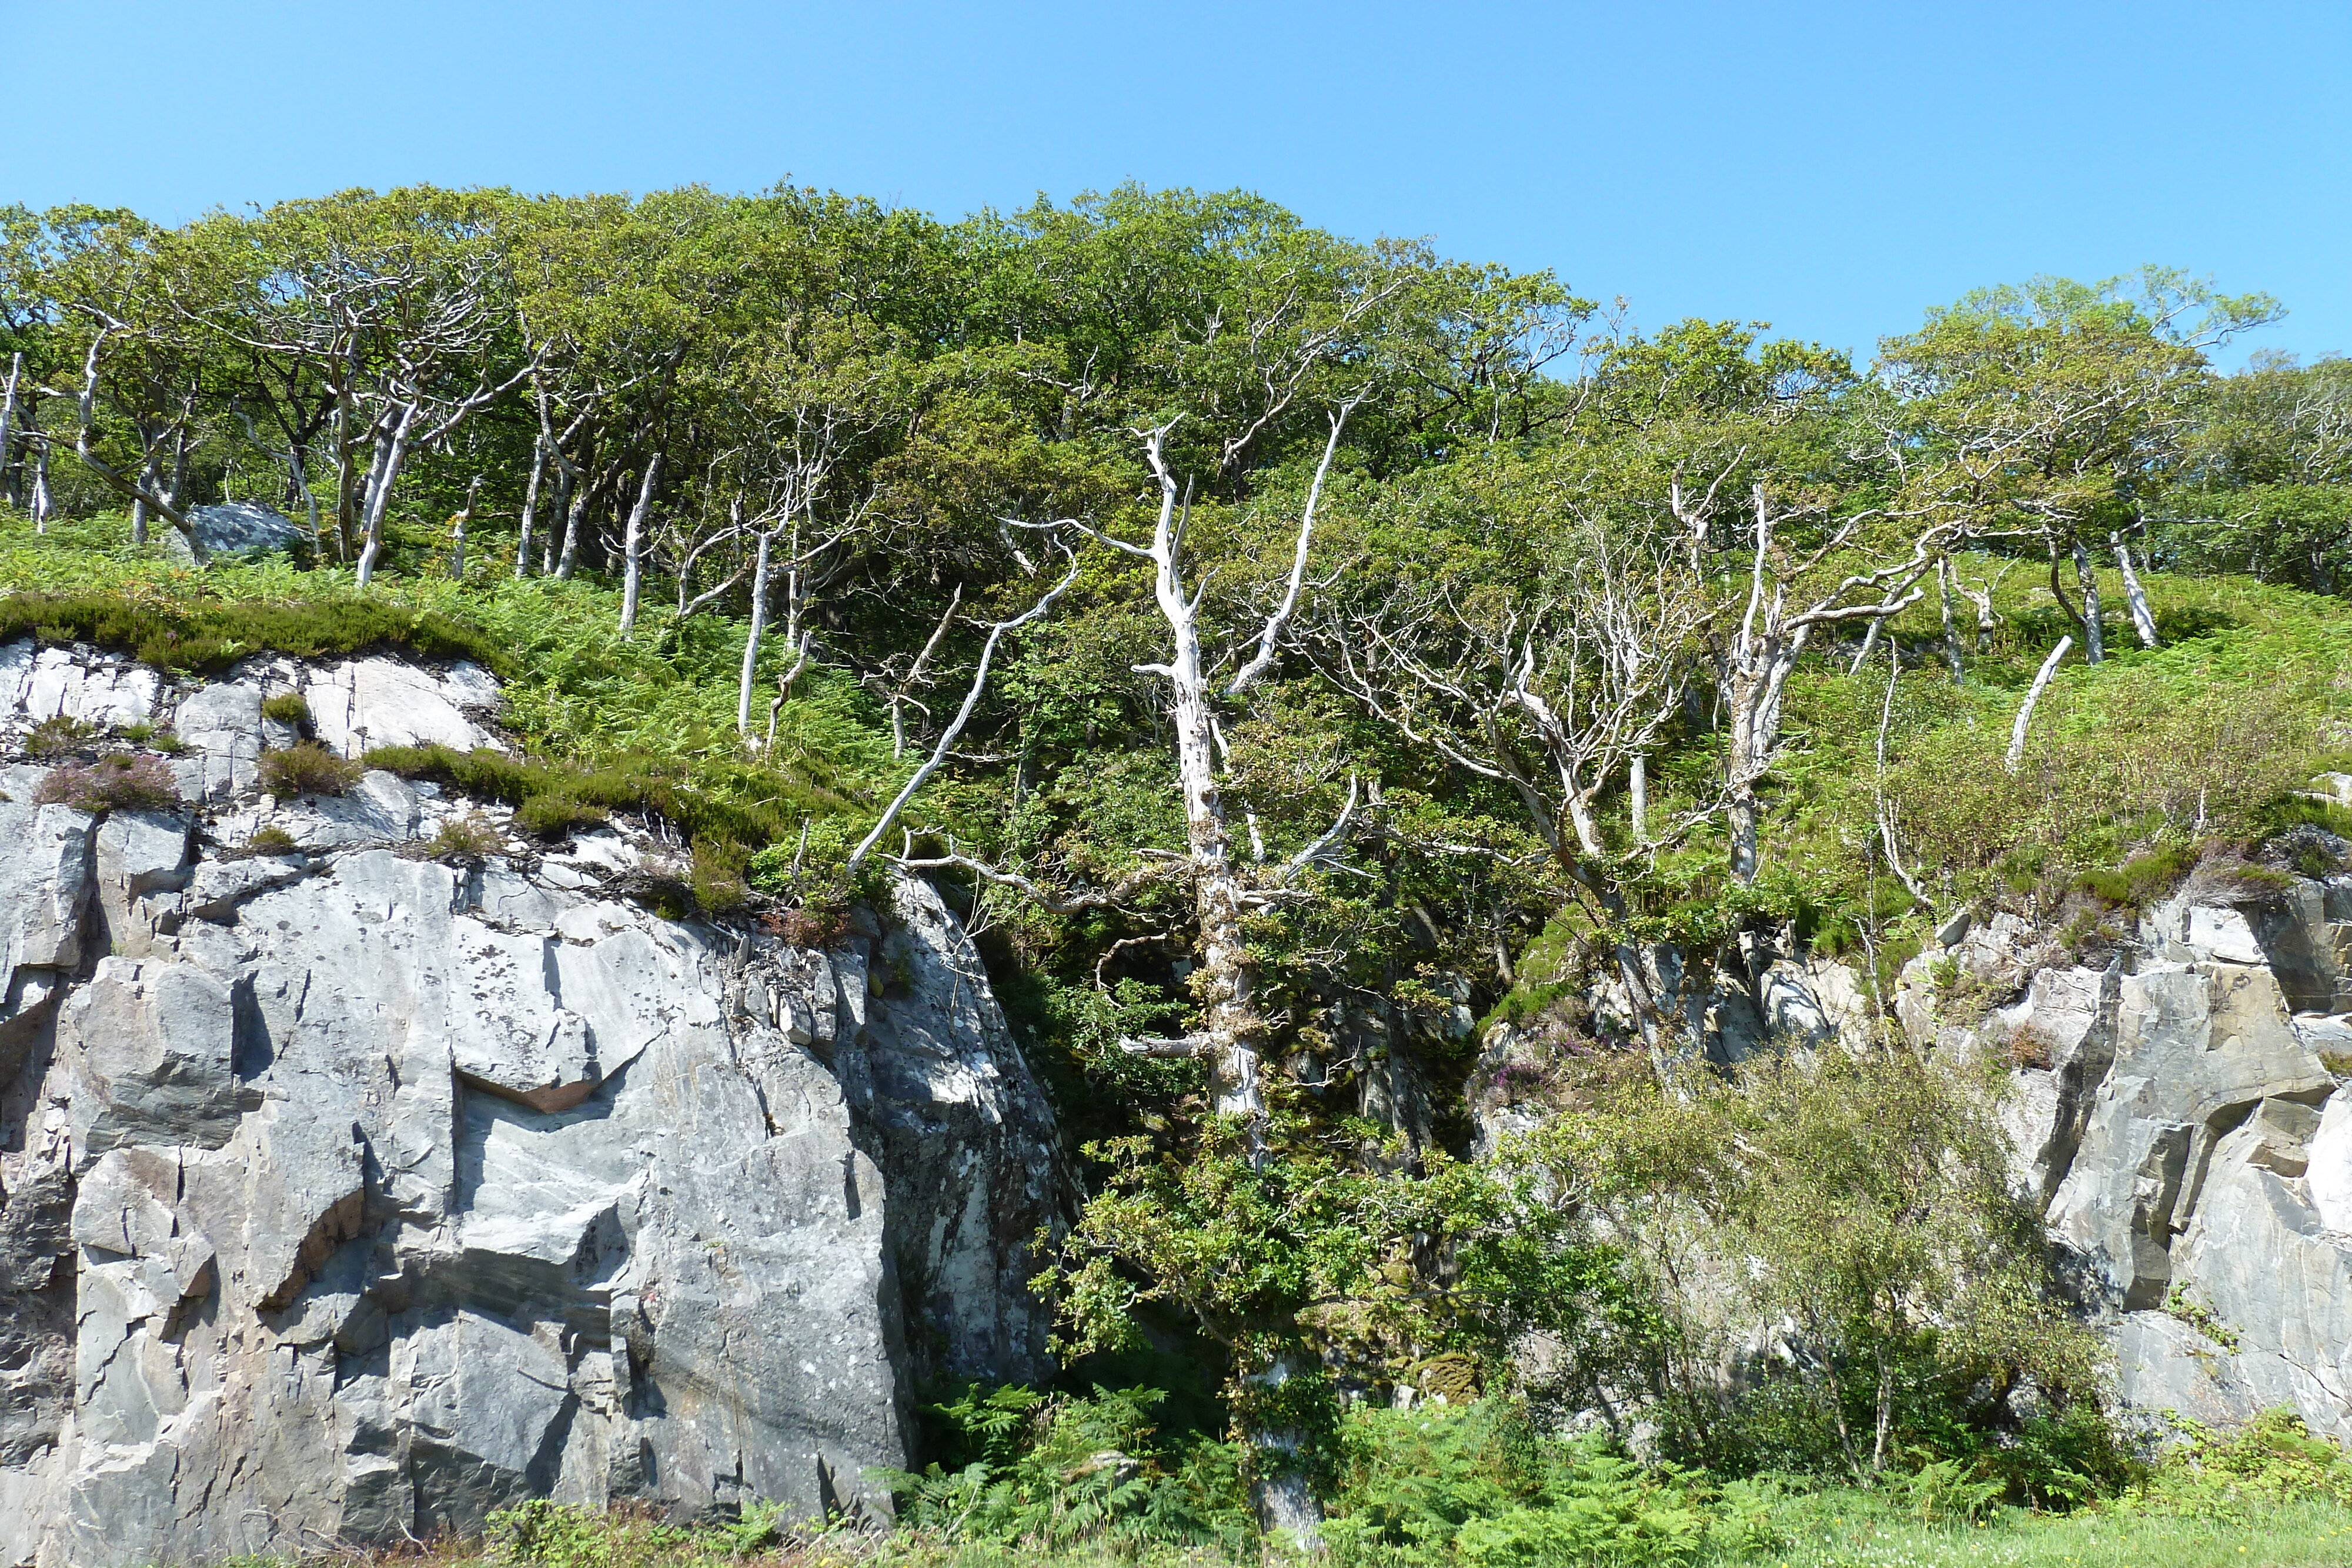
[0,640,1063,1567]
[1472,829,2352,1445]
[1897,858,2352,1445]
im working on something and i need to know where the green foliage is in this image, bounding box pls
[1500,1051,2113,1496]
[2121,1409,2352,1522]
[245,825,299,857]
[0,588,510,676]
[423,812,503,862]
[257,741,362,797]
[33,753,179,814]
[25,713,99,757]
[880,1383,1254,1554]
[1323,1400,1773,1568]
[2077,842,2199,908]
[258,691,311,724]
[486,1497,621,1567]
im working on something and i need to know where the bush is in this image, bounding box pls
[1325,1401,1773,1568]
[259,743,363,797]
[246,825,299,857]
[34,754,180,814]
[2122,1407,2352,1520]
[423,813,503,862]
[259,691,312,725]
[881,1383,1253,1554]
[2077,841,2199,908]
[25,714,99,758]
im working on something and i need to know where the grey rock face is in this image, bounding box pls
[159,502,307,563]
[1889,871,2352,1442]
[0,647,1061,1566]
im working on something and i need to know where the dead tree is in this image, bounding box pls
[1313,507,1709,865]
[1722,484,1958,882]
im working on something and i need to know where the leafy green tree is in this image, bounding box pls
[1879,269,2281,660]
[1509,1048,2102,1480]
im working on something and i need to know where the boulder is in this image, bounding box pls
[159,501,307,563]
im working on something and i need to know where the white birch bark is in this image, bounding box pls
[617,452,662,634]
[737,526,776,737]
[2006,636,2073,773]
[2113,532,2159,648]
[2072,543,2105,664]
[515,430,545,578]
[353,400,420,589]
[0,353,21,505]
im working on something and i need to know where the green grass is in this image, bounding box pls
[250,1494,2352,1568]
[1759,1495,2352,1568]
[0,508,909,900]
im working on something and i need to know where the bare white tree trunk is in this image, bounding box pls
[846,555,1079,868]
[1847,614,1883,676]
[890,586,963,759]
[61,335,201,559]
[516,430,545,579]
[1936,557,1965,680]
[353,400,420,590]
[1629,753,1648,844]
[553,461,584,579]
[2006,636,2073,774]
[0,353,19,503]
[449,474,481,580]
[2073,543,2104,664]
[737,526,776,737]
[1248,1355,1324,1551]
[1723,485,1939,883]
[30,442,51,533]
[617,452,662,634]
[2113,531,2159,648]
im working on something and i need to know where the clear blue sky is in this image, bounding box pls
[11,1,2346,366]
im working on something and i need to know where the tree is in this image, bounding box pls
[190,189,529,583]
[1509,1049,2102,1480]
[1309,449,1710,871]
[27,208,220,554]
[2159,353,2352,594]
[1879,269,2282,660]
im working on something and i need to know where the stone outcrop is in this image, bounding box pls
[159,502,308,564]
[1895,869,2352,1442]
[1473,838,2352,1447]
[0,640,1062,1567]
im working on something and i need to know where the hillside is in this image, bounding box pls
[7,188,2352,1566]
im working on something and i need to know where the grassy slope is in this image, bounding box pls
[0,511,906,890]
[14,523,2352,1566]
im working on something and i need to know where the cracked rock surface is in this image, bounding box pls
[1895,885,2352,1440]
[0,641,1061,1567]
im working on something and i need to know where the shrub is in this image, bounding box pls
[259,742,363,797]
[259,691,312,725]
[34,754,181,814]
[2077,841,2199,908]
[423,813,503,862]
[0,589,512,677]
[246,825,300,857]
[25,714,99,758]
[2122,1407,2352,1520]
[513,791,606,840]
[1325,1402,1765,1568]
[881,1383,1252,1554]
[690,838,749,914]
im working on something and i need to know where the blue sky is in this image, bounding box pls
[11,1,2346,366]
